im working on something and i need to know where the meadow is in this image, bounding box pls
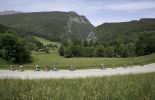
[0,36,155,69]
[23,49,155,69]
[0,72,155,100]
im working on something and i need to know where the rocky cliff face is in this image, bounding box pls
[87,31,97,43]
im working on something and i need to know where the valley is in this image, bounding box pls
[0,0,155,99]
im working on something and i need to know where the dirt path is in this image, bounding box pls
[0,63,155,79]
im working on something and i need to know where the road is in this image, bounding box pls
[0,63,155,79]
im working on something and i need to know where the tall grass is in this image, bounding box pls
[0,58,9,69]
[0,72,155,100]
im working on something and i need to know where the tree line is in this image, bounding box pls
[59,31,155,58]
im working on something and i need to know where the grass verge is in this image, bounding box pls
[0,72,155,100]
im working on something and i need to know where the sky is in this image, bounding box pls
[0,0,155,26]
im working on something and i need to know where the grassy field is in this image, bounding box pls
[0,36,155,69]
[0,58,9,68]
[34,36,61,46]
[22,49,155,69]
[0,72,155,100]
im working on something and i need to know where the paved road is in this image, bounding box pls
[0,63,155,79]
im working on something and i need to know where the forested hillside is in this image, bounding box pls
[93,18,155,45]
[0,11,94,42]
[60,18,155,58]
[0,11,154,58]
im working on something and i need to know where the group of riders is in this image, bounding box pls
[35,64,59,71]
[10,65,24,71]
[10,64,76,72]
[9,64,112,72]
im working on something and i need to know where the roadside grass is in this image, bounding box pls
[0,58,9,69]
[0,72,155,100]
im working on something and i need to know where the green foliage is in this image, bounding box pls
[59,40,137,58]
[22,35,43,50]
[58,46,65,56]
[0,23,9,33]
[0,72,155,100]
[0,24,31,63]
[82,18,155,57]
[136,31,155,56]
[1,47,155,69]
[60,18,155,58]
[0,34,31,63]
[0,11,94,42]
[64,46,73,58]
[94,18,155,46]
[93,45,105,57]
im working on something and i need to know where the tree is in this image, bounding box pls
[136,31,155,56]
[0,34,31,63]
[127,43,136,57]
[64,47,72,58]
[84,47,94,57]
[104,46,115,57]
[58,46,65,56]
[94,45,104,57]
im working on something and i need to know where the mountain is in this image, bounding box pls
[89,18,155,45]
[0,11,94,42]
[0,10,22,15]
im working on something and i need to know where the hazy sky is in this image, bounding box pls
[0,0,155,26]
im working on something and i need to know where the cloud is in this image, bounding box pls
[106,1,155,10]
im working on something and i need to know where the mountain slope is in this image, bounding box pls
[0,11,94,42]
[91,18,155,45]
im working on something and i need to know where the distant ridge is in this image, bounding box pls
[88,18,155,45]
[0,10,23,15]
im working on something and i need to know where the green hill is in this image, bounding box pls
[0,11,94,42]
[91,18,155,45]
